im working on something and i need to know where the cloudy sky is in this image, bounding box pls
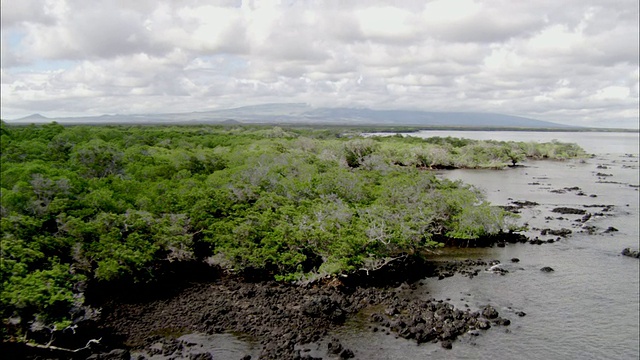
[1,0,639,128]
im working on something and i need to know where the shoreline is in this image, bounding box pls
[3,190,634,359]
[97,255,516,360]
[3,255,516,360]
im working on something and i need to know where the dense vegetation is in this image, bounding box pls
[0,122,585,342]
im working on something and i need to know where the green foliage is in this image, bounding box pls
[343,138,378,168]
[369,135,586,169]
[446,202,512,239]
[0,123,585,340]
[70,139,124,178]
[1,261,84,317]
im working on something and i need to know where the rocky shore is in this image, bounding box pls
[92,257,513,359]
[4,193,629,360]
[5,195,627,360]
[3,254,518,360]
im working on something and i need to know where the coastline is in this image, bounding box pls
[9,255,516,360]
[2,127,637,359]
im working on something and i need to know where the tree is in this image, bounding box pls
[343,138,377,168]
[70,139,123,178]
[503,144,526,166]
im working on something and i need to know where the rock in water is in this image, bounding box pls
[621,248,640,258]
[541,228,572,237]
[540,266,555,272]
[87,349,130,360]
[340,349,355,359]
[327,340,343,355]
[551,207,586,215]
[189,353,213,360]
[476,318,491,330]
[481,305,499,319]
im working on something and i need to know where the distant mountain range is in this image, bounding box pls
[7,103,575,129]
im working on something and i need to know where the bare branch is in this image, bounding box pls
[359,254,408,275]
[24,338,102,353]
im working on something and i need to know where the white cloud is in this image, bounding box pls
[0,0,638,128]
[356,6,415,41]
[592,86,631,100]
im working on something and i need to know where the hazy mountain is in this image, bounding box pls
[16,113,50,121]
[8,103,574,128]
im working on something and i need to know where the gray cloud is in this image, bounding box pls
[1,0,638,128]
[0,0,58,28]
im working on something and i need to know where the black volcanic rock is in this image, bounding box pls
[622,248,640,258]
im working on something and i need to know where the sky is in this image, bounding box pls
[1,0,639,128]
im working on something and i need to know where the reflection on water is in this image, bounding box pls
[131,333,261,360]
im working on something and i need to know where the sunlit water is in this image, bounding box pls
[141,131,639,360]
